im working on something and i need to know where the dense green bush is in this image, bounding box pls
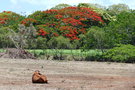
[105,11,135,45]
[77,3,116,22]
[103,44,135,63]
[47,36,71,49]
[85,54,103,61]
[83,26,110,50]
[0,4,135,52]
[107,4,130,16]
[36,37,48,49]
[8,24,37,49]
[0,27,14,48]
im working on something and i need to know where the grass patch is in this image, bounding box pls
[0,49,103,61]
[27,49,102,56]
[0,49,6,53]
[27,49,103,61]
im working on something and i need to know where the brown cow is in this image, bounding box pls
[32,70,48,83]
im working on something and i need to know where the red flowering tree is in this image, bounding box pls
[0,11,25,48]
[0,11,24,28]
[21,18,37,26]
[28,7,104,40]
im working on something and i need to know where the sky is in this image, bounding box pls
[0,0,135,15]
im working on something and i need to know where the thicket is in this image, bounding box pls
[0,3,135,62]
[103,44,135,63]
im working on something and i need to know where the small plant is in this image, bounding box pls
[103,44,135,63]
[85,53,103,61]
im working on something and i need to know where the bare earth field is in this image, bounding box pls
[0,58,135,90]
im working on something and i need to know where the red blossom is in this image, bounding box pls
[43,9,58,14]
[3,11,11,13]
[21,18,37,25]
[0,20,5,24]
[79,28,86,34]
[38,28,48,36]
[36,6,104,40]
[0,18,8,24]
[55,14,63,19]
[62,18,83,26]
[53,33,59,37]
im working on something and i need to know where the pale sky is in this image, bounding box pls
[1,0,135,15]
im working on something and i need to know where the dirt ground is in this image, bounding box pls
[0,58,135,90]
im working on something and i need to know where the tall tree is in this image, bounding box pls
[83,26,107,51]
[107,4,130,16]
[77,3,116,22]
[27,7,104,41]
[105,11,135,45]
[51,4,71,10]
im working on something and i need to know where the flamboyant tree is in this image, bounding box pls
[28,7,104,40]
[0,11,24,28]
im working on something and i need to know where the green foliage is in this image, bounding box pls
[103,44,135,63]
[0,27,14,48]
[28,6,104,41]
[78,3,106,13]
[0,11,25,29]
[77,3,116,22]
[105,11,135,45]
[28,11,44,24]
[51,4,71,10]
[85,53,103,61]
[0,49,6,52]
[107,4,130,16]
[36,37,47,49]
[83,26,107,50]
[47,36,71,49]
[9,24,37,49]
[28,49,102,61]
[0,3,134,56]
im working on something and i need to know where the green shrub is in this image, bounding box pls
[8,24,37,49]
[47,36,71,49]
[36,37,48,49]
[0,27,14,48]
[85,53,103,61]
[103,44,135,63]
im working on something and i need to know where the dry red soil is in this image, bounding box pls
[0,59,135,90]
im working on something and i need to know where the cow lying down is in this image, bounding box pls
[32,70,48,83]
